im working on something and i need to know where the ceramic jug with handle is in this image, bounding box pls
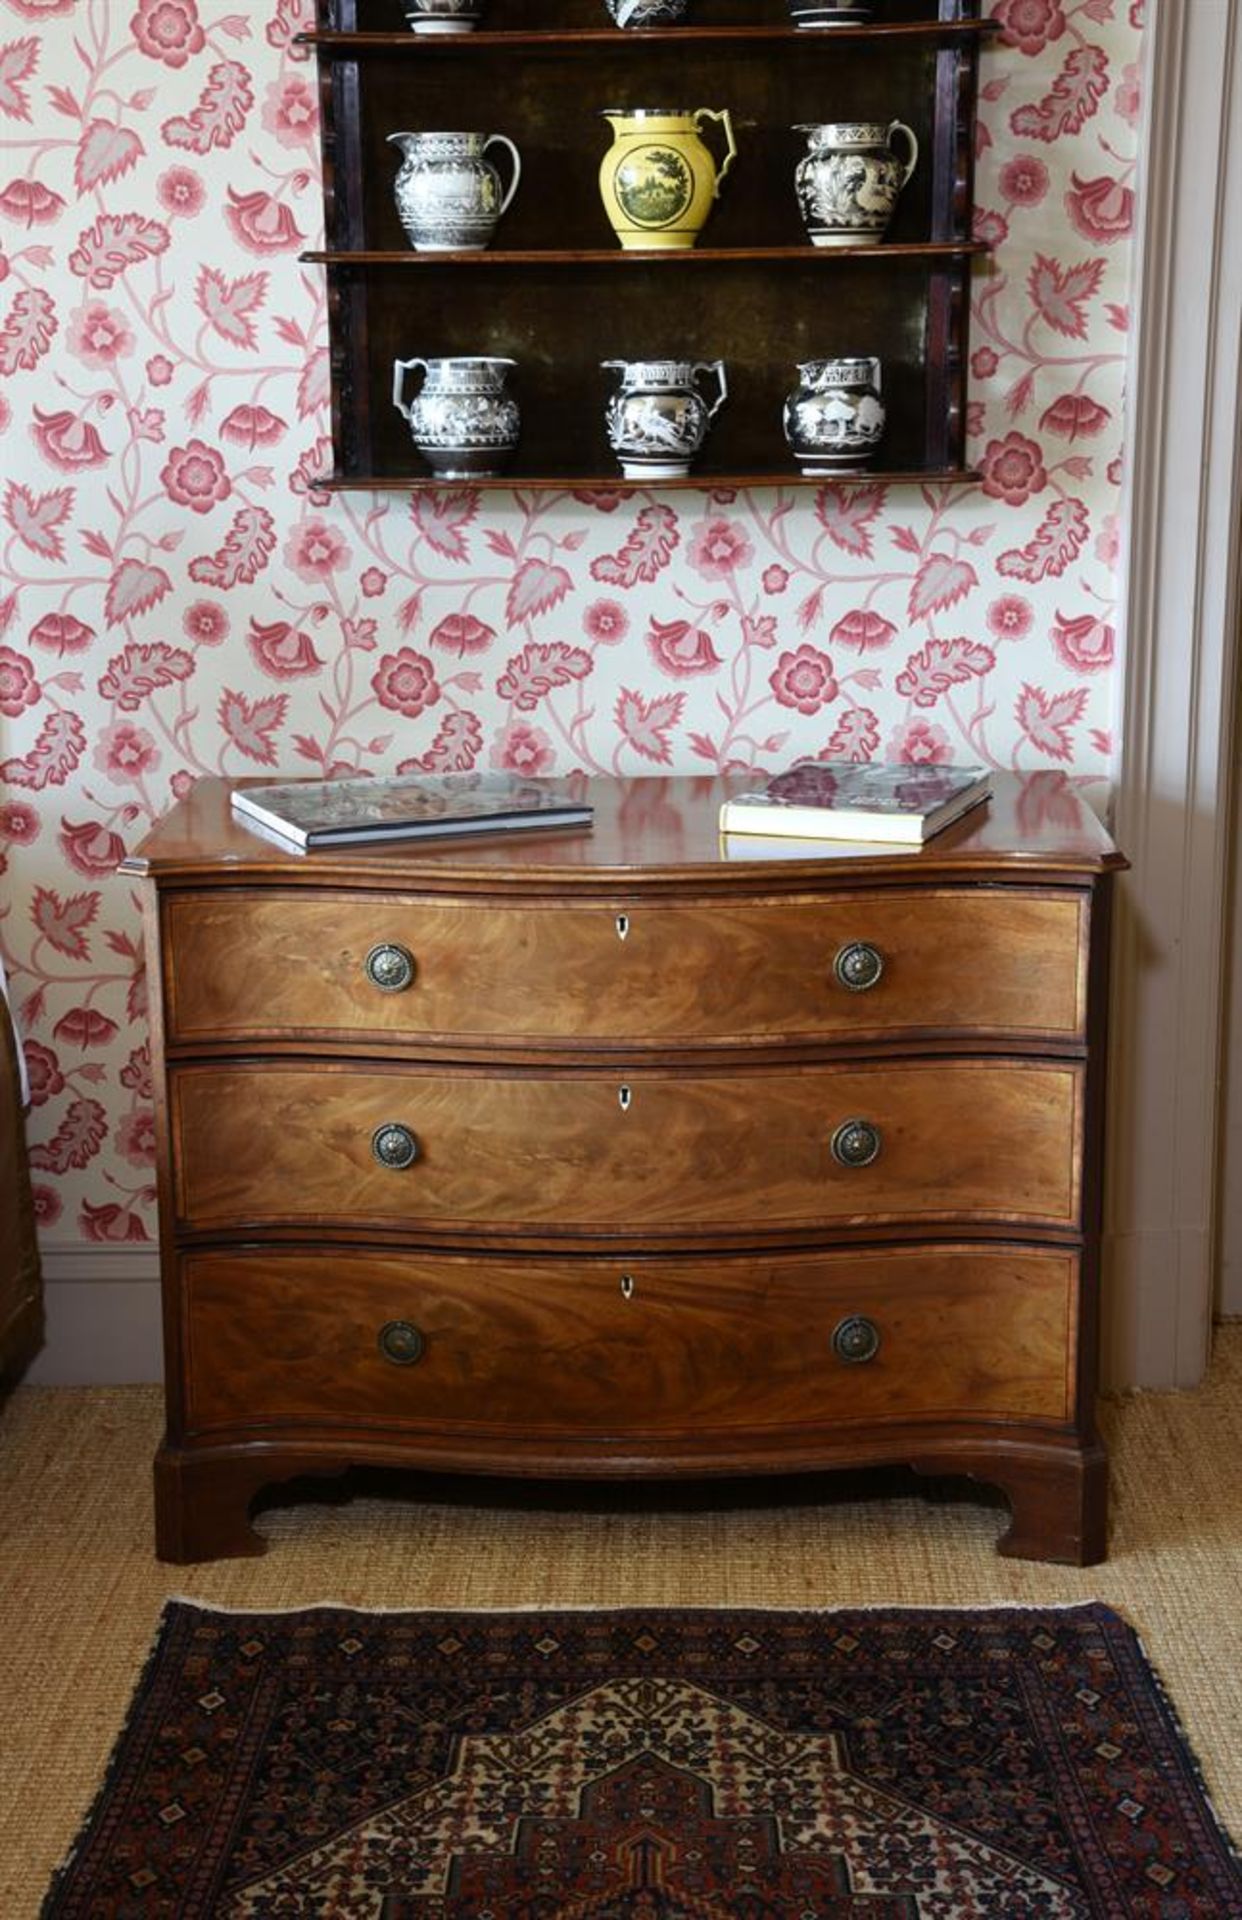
[605,0,689,20]
[403,0,482,33]
[794,120,918,247]
[602,358,727,477]
[783,356,886,471]
[599,108,737,250]
[388,130,521,252]
[392,355,520,478]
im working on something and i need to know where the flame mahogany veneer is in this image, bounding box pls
[126,772,1124,1564]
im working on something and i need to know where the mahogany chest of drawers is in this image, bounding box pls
[127,773,1124,1564]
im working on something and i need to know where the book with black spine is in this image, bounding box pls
[719,760,991,845]
[230,772,593,850]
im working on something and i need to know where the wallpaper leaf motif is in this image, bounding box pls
[0,36,40,121]
[0,0,1142,1243]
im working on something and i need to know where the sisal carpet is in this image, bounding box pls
[1,1327,1241,1914]
[40,1599,1242,1915]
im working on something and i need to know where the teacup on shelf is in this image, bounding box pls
[404,0,483,33]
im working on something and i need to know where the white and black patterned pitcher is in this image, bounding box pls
[794,120,918,247]
[602,358,727,478]
[389,131,520,252]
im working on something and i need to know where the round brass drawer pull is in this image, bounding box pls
[378,1320,424,1366]
[364,942,416,993]
[830,1118,881,1168]
[832,1315,881,1365]
[833,941,884,992]
[371,1122,419,1170]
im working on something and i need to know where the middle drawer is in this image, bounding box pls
[170,1059,1082,1236]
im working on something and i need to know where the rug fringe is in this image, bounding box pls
[162,1594,1123,1619]
[39,1602,182,1917]
[1128,1620,1242,1875]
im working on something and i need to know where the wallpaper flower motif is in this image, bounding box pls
[0,0,1143,1246]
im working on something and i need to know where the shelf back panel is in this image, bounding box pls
[340,39,951,254]
[350,256,952,478]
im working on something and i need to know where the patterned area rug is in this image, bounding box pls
[44,1602,1241,1918]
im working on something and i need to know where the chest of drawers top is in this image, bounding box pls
[128,774,1120,1064]
[127,772,1122,898]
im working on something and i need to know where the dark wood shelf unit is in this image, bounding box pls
[302,241,989,265]
[299,21,1001,50]
[315,466,983,492]
[309,0,988,488]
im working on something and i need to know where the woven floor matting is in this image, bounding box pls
[41,1598,1242,1916]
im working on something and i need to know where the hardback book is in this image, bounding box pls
[718,760,991,845]
[230,772,593,849]
[720,833,917,862]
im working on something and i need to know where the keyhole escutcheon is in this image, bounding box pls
[620,1274,635,1301]
[616,913,630,942]
[618,1084,632,1112]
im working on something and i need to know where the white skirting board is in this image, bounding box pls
[25,1247,163,1385]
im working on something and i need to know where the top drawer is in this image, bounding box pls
[161,887,1088,1050]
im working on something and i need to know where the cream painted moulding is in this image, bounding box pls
[26,1247,162,1385]
[1104,0,1242,1387]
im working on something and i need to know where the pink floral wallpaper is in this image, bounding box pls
[0,0,1143,1248]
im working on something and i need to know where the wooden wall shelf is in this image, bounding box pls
[303,242,989,266]
[299,21,1000,50]
[308,0,988,490]
[314,467,983,493]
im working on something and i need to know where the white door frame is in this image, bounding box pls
[1104,0,1242,1387]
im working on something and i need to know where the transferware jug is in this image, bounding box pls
[783,356,886,472]
[392,355,520,478]
[388,130,520,252]
[605,0,689,20]
[602,358,727,477]
[599,107,737,250]
[794,120,918,247]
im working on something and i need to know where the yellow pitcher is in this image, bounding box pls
[599,107,737,250]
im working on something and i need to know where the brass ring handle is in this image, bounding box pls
[830,1118,881,1168]
[832,1315,881,1365]
[364,942,415,993]
[833,940,884,993]
[378,1320,424,1366]
[372,1122,419,1169]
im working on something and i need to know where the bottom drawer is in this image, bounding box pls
[180,1244,1076,1439]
